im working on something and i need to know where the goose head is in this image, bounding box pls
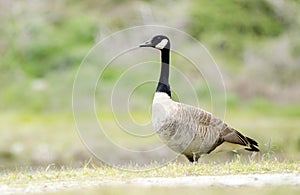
[140,35,170,50]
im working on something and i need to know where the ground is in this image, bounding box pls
[1,161,299,195]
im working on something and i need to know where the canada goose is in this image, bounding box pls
[139,35,259,163]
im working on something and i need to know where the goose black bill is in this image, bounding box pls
[139,40,153,47]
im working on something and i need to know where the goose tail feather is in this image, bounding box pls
[221,127,260,152]
[245,136,260,152]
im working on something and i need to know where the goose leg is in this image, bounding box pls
[185,153,201,163]
[193,152,203,164]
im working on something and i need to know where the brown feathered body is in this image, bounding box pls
[152,92,259,162]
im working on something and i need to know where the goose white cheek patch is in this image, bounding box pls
[155,39,168,49]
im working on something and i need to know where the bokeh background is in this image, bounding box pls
[0,0,299,168]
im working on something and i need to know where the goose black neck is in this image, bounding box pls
[156,49,171,97]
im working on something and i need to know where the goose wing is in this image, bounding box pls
[178,103,259,154]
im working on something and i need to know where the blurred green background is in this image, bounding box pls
[0,0,300,168]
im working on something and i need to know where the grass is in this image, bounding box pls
[1,160,299,177]
[0,160,299,194]
[2,160,299,184]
